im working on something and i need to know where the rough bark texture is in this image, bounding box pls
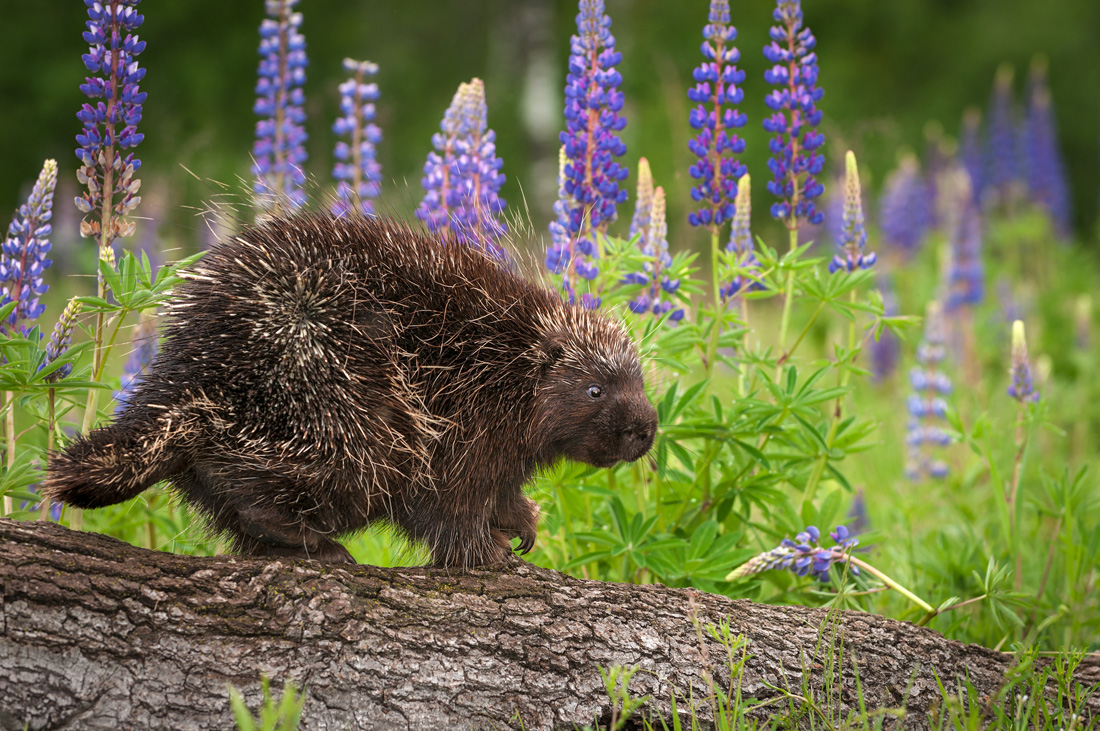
[0,518,1096,731]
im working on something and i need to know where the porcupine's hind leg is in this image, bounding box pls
[177,464,356,564]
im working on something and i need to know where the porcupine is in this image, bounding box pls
[44,214,658,567]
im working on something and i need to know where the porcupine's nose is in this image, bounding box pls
[621,409,657,461]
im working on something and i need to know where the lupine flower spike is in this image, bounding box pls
[75,0,146,252]
[417,78,507,256]
[1074,295,1091,350]
[906,300,952,480]
[763,0,825,230]
[720,173,763,301]
[624,183,683,321]
[829,151,875,273]
[253,0,309,215]
[986,64,1019,208]
[1023,58,1071,237]
[946,172,984,312]
[1007,320,1039,403]
[550,0,628,304]
[42,300,82,383]
[959,108,985,205]
[728,525,859,582]
[687,0,747,230]
[880,154,931,258]
[2,160,58,335]
[332,58,382,217]
[629,158,654,240]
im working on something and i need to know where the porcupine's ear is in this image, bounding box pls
[534,332,567,369]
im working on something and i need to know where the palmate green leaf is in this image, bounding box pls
[0,448,42,497]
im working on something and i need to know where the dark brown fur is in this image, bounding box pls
[44,214,657,567]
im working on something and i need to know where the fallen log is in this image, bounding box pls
[0,518,1095,730]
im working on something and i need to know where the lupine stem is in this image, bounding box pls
[706,229,722,372]
[1008,404,1028,589]
[775,226,800,377]
[847,556,934,614]
[2,393,13,516]
[39,390,57,521]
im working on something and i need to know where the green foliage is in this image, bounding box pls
[228,675,305,731]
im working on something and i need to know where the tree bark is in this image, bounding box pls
[0,518,1095,730]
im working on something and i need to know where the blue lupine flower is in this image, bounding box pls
[959,108,985,206]
[253,0,309,214]
[1022,60,1071,238]
[552,0,628,298]
[829,151,874,273]
[42,299,82,383]
[624,185,683,321]
[906,301,952,480]
[986,64,1020,207]
[870,274,899,382]
[332,58,382,217]
[2,160,58,334]
[75,0,146,246]
[1007,320,1039,403]
[687,0,747,230]
[114,313,157,412]
[762,0,825,228]
[946,174,984,311]
[720,173,763,300]
[417,78,507,256]
[880,154,931,257]
[728,525,859,582]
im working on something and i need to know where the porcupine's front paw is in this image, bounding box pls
[493,495,540,555]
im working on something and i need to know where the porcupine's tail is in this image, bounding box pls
[43,401,198,509]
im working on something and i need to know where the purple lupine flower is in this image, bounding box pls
[946,173,984,311]
[906,300,952,480]
[870,274,899,382]
[552,0,628,298]
[624,186,683,321]
[417,78,507,256]
[1,160,57,334]
[332,58,382,218]
[114,313,157,412]
[1007,320,1039,403]
[986,64,1020,207]
[880,154,931,257]
[253,0,309,215]
[42,299,82,383]
[1023,60,1071,238]
[75,0,146,248]
[720,172,763,300]
[728,525,859,582]
[959,108,985,206]
[829,151,874,273]
[687,0,747,230]
[762,0,825,229]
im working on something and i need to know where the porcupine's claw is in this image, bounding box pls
[517,532,536,555]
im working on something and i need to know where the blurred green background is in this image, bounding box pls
[3,0,1100,255]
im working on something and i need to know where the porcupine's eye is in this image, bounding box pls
[587,385,603,399]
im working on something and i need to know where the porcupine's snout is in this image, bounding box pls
[616,394,658,463]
